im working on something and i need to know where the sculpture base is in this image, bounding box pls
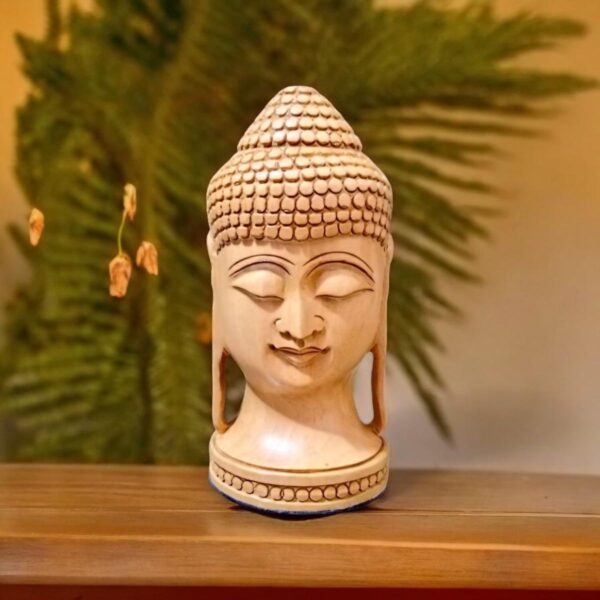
[208,434,389,516]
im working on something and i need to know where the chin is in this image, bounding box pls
[273,368,323,392]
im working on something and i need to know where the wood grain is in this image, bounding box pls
[0,465,598,589]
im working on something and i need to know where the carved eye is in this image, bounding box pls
[314,268,374,299]
[232,268,285,301]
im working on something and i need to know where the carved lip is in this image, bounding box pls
[269,345,329,367]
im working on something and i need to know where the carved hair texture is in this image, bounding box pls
[206,86,393,253]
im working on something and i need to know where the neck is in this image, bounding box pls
[240,377,361,435]
[215,376,383,470]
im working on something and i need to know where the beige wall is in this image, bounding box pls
[0,1,43,327]
[1,1,599,473]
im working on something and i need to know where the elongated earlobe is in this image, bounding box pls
[212,340,233,433]
[209,232,232,432]
[369,326,387,434]
[369,241,392,434]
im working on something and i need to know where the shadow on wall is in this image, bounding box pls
[355,357,583,473]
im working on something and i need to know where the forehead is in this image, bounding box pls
[215,236,386,270]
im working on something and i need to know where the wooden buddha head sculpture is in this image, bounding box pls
[206,86,393,515]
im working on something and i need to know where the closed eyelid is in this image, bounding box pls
[306,260,375,284]
[229,267,286,301]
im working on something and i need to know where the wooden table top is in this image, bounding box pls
[0,464,598,589]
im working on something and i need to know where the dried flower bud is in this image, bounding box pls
[109,254,132,298]
[28,208,45,246]
[123,183,137,221]
[135,241,159,275]
[196,311,212,345]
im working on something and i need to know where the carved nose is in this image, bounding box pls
[275,302,324,346]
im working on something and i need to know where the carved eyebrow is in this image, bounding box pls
[306,259,375,285]
[229,259,290,278]
[228,253,293,274]
[304,251,374,274]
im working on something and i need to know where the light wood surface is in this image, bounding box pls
[0,465,598,589]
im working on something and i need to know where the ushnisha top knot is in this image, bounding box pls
[206,86,393,253]
[237,85,363,152]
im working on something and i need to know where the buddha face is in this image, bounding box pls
[210,235,390,399]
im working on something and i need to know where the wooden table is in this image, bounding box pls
[0,465,598,596]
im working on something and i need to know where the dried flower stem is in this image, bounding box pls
[108,183,137,298]
[116,209,127,256]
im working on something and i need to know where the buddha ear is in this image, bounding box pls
[368,237,392,434]
[385,233,394,265]
[206,233,217,264]
[208,232,232,432]
[368,321,387,435]
[212,338,234,433]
